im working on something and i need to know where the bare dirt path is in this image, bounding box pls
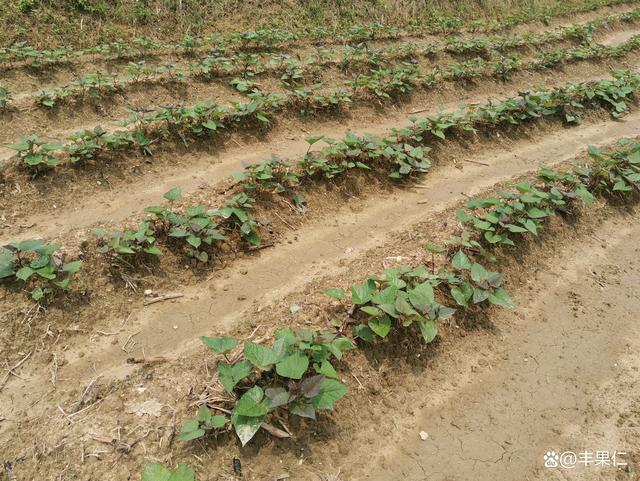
[599,26,640,44]
[348,209,640,481]
[509,2,640,35]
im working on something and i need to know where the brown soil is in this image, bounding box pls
[1,8,640,481]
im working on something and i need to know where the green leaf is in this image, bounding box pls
[351,280,374,305]
[186,235,201,248]
[486,271,502,288]
[628,149,640,164]
[587,145,602,158]
[575,186,594,204]
[274,327,297,347]
[30,254,51,269]
[467,197,501,209]
[438,305,456,320]
[0,264,15,278]
[360,305,382,316]
[145,246,162,256]
[210,415,228,429]
[451,250,471,270]
[6,141,31,151]
[378,303,398,318]
[314,360,338,379]
[408,281,435,308]
[371,285,398,305]
[0,249,16,278]
[265,387,291,409]
[290,402,316,419]
[234,386,269,417]
[176,420,205,441]
[142,463,171,481]
[255,112,270,123]
[144,206,166,216]
[276,352,309,380]
[61,260,82,273]
[13,239,46,251]
[522,219,538,235]
[470,263,489,283]
[488,288,515,308]
[167,464,196,481]
[473,287,490,304]
[451,283,473,307]
[196,405,212,423]
[456,209,473,222]
[324,287,345,300]
[353,324,374,343]
[142,463,195,481]
[305,134,325,146]
[231,411,264,447]
[199,336,238,354]
[202,120,218,130]
[163,187,182,202]
[417,319,438,343]
[423,242,445,253]
[311,379,348,410]
[35,266,56,280]
[15,266,34,281]
[527,208,548,219]
[329,337,356,360]
[31,287,44,301]
[244,341,278,371]
[368,315,392,338]
[53,278,70,290]
[613,180,631,191]
[217,361,252,393]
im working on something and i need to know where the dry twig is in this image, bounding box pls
[0,351,32,390]
[143,293,184,306]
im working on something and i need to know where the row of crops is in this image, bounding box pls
[1,0,636,70]
[1,6,638,113]
[10,13,636,111]
[5,31,640,175]
[2,70,638,300]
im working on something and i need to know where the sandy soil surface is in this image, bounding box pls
[1,5,640,481]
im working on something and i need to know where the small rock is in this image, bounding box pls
[419,431,429,441]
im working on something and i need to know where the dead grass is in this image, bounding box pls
[0,0,633,48]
